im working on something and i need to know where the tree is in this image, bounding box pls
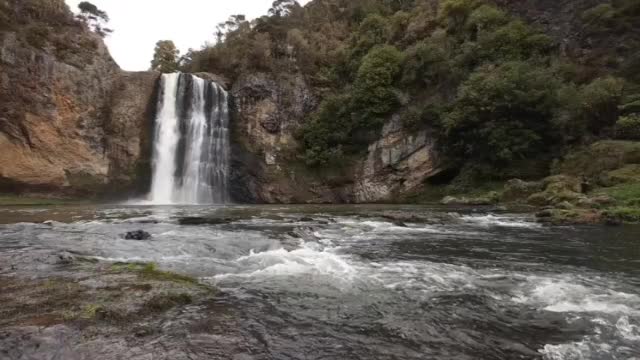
[580,76,625,132]
[215,14,247,43]
[77,1,112,37]
[268,0,300,17]
[150,40,180,73]
[351,45,405,126]
[445,61,559,165]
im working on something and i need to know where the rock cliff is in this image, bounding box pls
[0,0,159,197]
[228,73,444,203]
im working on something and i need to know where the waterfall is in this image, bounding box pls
[148,73,230,204]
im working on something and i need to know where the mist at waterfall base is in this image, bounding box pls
[147,73,230,205]
[2,204,640,359]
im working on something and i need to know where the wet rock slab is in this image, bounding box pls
[0,248,267,360]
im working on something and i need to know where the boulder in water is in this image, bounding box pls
[124,230,152,241]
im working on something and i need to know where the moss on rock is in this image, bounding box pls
[552,141,640,179]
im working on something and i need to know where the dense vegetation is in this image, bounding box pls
[178,0,640,185]
[0,0,112,65]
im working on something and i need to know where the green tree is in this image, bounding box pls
[352,14,389,58]
[150,40,180,73]
[580,76,625,132]
[77,1,112,37]
[268,0,300,17]
[351,45,404,126]
[301,94,352,166]
[445,61,559,165]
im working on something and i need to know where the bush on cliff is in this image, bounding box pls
[616,114,640,140]
[444,61,559,165]
[351,45,404,127]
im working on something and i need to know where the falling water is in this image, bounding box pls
[149,73,229,204]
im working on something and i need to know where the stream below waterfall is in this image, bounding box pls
[1,204,639,359]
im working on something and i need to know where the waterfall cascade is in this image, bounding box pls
[148,73,230,204]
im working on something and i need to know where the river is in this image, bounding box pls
[1,204,639,359]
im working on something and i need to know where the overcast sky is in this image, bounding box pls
[64,0,310,71]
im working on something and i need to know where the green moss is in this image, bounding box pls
[598,182,640,205]
[537,208,603,225]
[605,164,640,184]
[139,263,199,285]
[603,207,640,223]
[0,195,88,206]
[616,115,640,140]
[553,141,640,178]
[110,262,199,286]
[81,304,103,319]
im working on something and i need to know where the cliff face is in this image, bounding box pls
[229,73,345,203]
[228,73,443,203]
[225,0,640,204]
[0,0,159,197]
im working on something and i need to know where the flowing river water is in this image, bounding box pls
[1,204,639,359]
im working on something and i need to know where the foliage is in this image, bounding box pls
[150,40,180,73]
[616,114,640,140]
[604,207,640,223]
[600,182,640,206]
[439,0,480,32]
[351,14,390,59]
[466,5,509,32]
[580,76,625,131]
[76,1,112,37]
[402,38,451,87]
[351,45,404,126]
[180,0,639,175]
[25,24,50,49]
[300,94,352,166]
[473,20,552,62]
[581,4,616,31]
[444,61,559,165]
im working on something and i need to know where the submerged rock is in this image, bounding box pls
[124,230,152,241]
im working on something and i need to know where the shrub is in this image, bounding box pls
[351,45,404,127]
[25,24,50,49]
[351,14,389,59]
[400,104,443,130]
[580,76,625,131]
[581,4,616,30]
[402,39,450,86]
[300,94,352,166]
[466,5,509,32]
[616,114,640,140]
[439,0,480,32]
[444,61,559,165]
[475,20,552,61]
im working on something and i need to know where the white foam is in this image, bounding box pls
[539,340,612,360]
[213,242,356,283]
[460,214,541,228]
[617,316,640,341]
[512,277,640,315]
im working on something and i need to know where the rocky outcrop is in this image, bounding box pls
[105,71,160,195]
[229,72,346,203]
[228,72,446,204]
[0,30,116,195]
[354,115,442,202]
[0,1,159,197]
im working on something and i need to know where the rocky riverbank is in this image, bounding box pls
[438,141,640,225]
[0,247,256,359]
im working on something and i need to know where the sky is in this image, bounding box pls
[64,0,310,71]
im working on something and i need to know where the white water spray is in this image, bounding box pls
[148,73,230,204]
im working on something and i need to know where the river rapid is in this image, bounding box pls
[1,204,639,359]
